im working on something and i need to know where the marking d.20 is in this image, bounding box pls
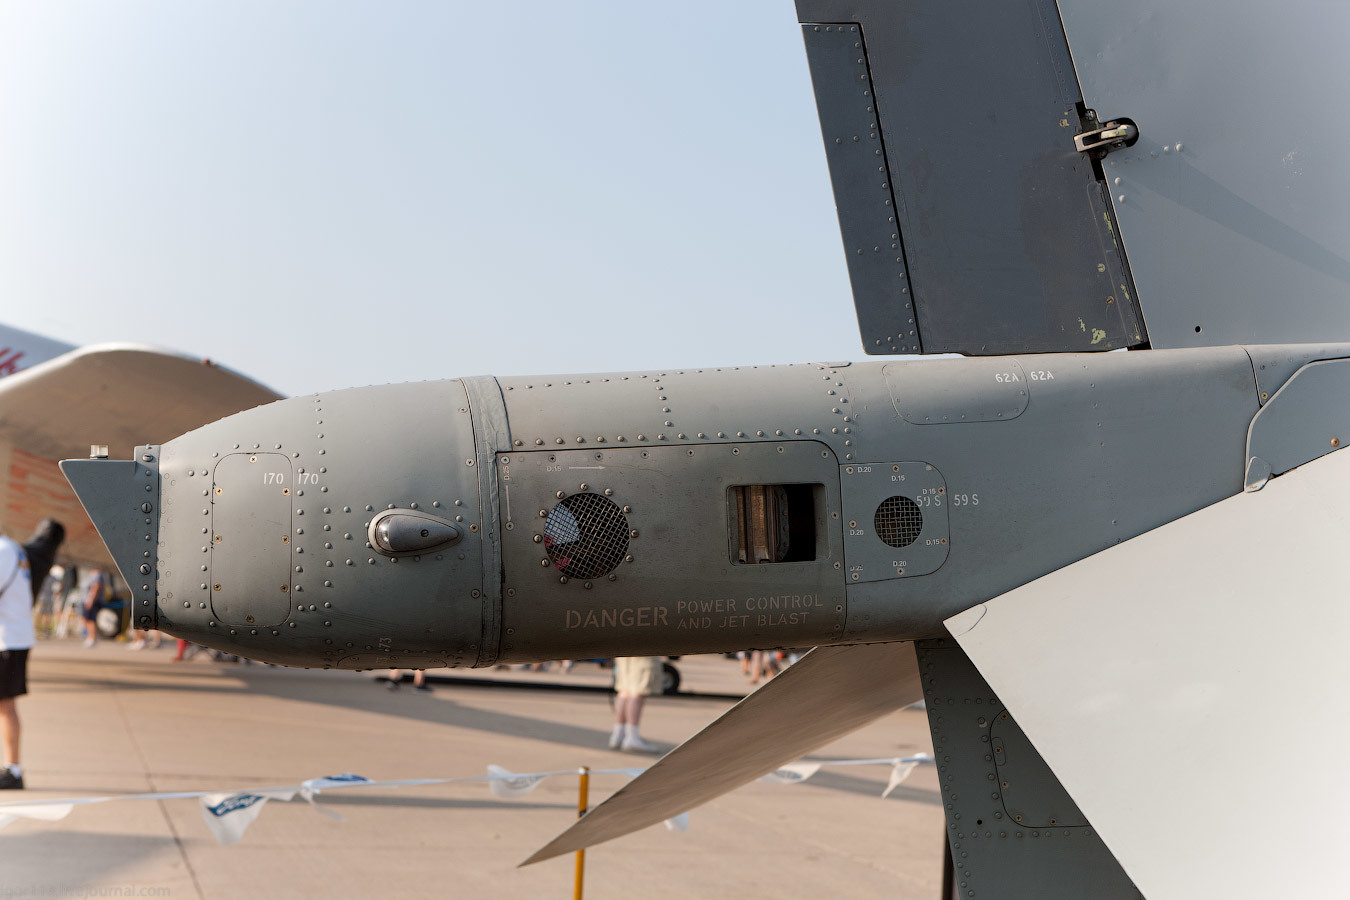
[841,462,949,583]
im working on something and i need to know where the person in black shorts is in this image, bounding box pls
[0,532,34,789]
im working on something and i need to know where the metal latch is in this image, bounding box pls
[1074,119,1138,154]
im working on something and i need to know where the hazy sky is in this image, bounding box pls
[0,1,864,396]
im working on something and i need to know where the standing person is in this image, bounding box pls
[20,519,64,607]
[385,669,430,693]
[33,566,61,639]
[81,568,112,648]
[748,649,779,685]
[0,530,33,788]
[609,657,661,753]
[126,627,162,651]
[52,565,80,639]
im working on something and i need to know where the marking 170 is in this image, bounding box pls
[263,472,318,485]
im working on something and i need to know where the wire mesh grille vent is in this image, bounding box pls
[543,493,630,579]
[874,496,923,548]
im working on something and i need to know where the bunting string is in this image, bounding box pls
[0,755,932,845]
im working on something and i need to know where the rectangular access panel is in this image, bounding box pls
[496,442,847,661]
[797,0,1145,355]
[210,452,293,627]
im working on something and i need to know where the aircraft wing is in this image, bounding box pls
[0,343,283,461]
[946,446,1350,900]
[524,641,921,864]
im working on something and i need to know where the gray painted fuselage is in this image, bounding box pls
[85,343,1337,670]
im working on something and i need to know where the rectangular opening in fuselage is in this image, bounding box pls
[728,483,821,564]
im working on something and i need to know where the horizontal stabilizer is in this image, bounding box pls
[0,343,282,460]
[948,447,1350,900]
[522,641,921,865]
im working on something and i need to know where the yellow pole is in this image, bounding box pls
[574,766,590,900]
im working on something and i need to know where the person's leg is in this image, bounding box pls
[0,697,18,767]
[386,668,402,690]
[412,670,430,692]
[620,666,657,752]
[610,693,631,747]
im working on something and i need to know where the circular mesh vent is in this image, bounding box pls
[543,493,630,579]
[874,496,923,548]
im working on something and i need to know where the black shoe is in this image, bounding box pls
[412,684,432,693]
[385,679,400,691]
[0,769,24,789]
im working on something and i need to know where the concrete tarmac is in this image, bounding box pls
[1,641,942,899]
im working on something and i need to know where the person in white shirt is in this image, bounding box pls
[0,533,33,789]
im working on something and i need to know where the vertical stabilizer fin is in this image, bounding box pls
[1057,1,1350,348]
[796,0,1144,355]
[60,450,160,602]
[917,639,1141,898]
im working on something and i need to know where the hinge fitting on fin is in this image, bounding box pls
[1074,120,1138,154]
